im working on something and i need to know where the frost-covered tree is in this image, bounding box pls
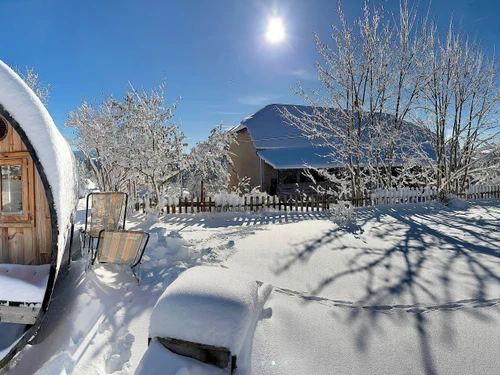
[469,145,500,185]
[65,78,186,196]
[282,1,432,201]
[114,79,186,197]
[420,22,500,193]
[77,158,93,198]
[65,97,130,191]
[15,66,52,105]
[183,123,236,197]
[284,0,500,200]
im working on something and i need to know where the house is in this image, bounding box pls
[229,104,433,196]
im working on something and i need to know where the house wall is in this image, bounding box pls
[262,161,278,195]
[0,119,52,265]
[229,129,262,191]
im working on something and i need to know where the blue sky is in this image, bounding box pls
[1,0,498,147]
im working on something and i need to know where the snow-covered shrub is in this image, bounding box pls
[448,194,470,210]
[213,191,245,207]
[437,189,450,206]
[231,176,252,195]
[330,201,356,227]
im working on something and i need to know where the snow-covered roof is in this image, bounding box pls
[258,147,337,169]
[0,61,78,271]
[238,104,433,169]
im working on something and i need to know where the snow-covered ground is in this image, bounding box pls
[2,199,500,375]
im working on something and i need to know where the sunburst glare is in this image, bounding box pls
[266,17,285,44]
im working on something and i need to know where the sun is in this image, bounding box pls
[266,17,285,44]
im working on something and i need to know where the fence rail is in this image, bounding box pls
[134,185,500,215]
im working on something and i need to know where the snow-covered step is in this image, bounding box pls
[0,264,50,324]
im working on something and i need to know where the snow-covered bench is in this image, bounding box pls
[0,264,51,324]
[138,266,272,375]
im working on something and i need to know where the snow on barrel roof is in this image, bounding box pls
[0,61,77,270]
[237,104,433,169]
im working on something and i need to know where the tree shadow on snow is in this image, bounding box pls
[273,201,500,375]
[141,210,333,232]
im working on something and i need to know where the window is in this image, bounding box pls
[0,153,34,226]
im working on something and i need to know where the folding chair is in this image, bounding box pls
[80,192,128,267]
[92,229,150,283]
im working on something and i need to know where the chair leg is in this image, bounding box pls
[138,263,142,285]
[89,238,95,270]
[79,231,89,271]
[68,223,75,269]
[132,263,142,285]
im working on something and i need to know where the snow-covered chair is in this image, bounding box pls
[91,229,150,283]
[80,192,128,266]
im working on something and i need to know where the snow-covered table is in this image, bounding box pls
[0,264,50,324]
[143,266,272,375]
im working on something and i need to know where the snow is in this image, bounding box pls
[3,199,500,374]
[0,323,25,362]
[149,266,271,356]
[0,61,78,273]
[0,264,51,303]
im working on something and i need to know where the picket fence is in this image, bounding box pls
[464,185,500,199]
[370,187,437,205]
[135,185,500,215]
[137,194,336,214]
